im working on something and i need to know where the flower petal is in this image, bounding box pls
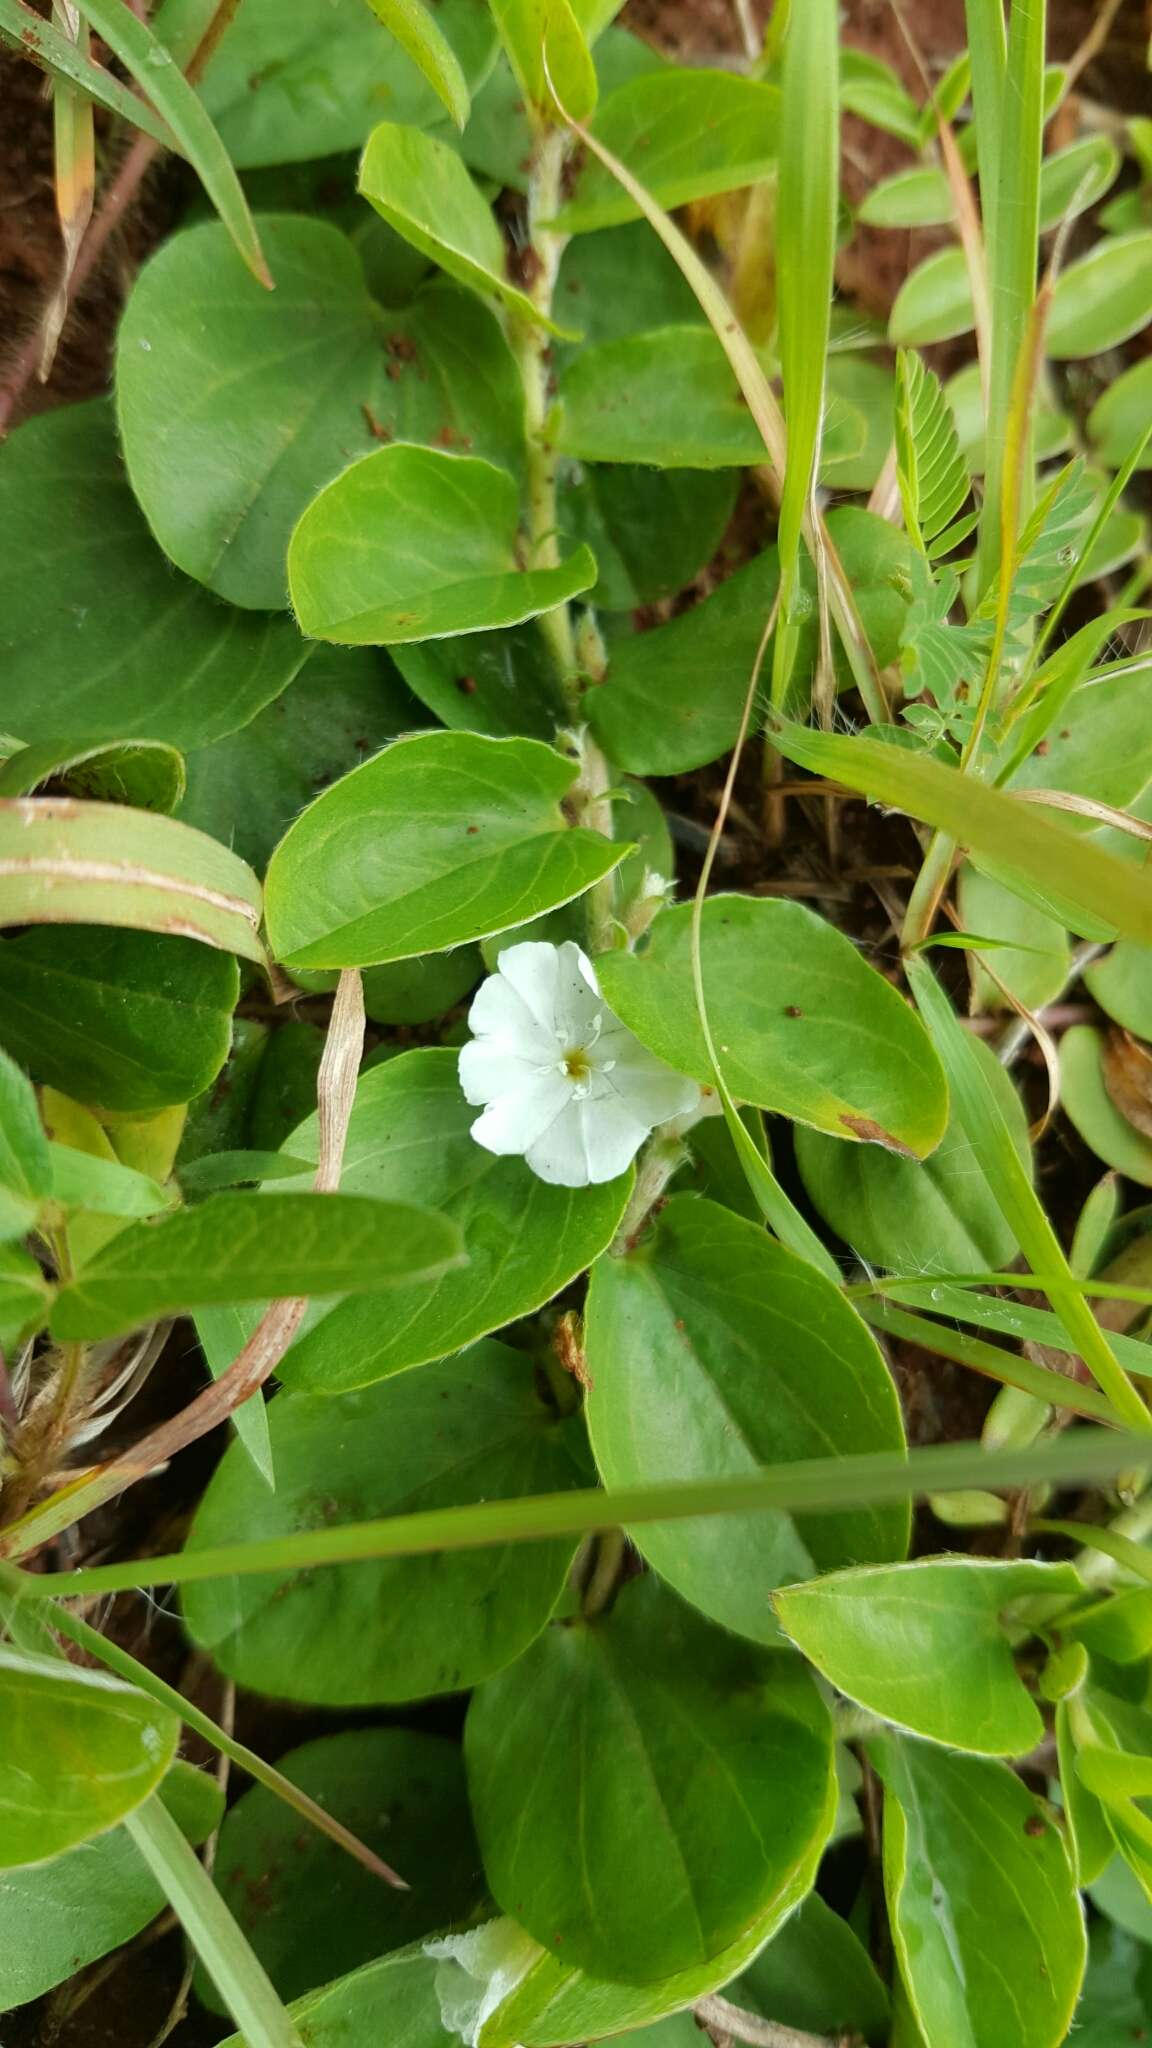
[527,1090,648,1186]
[470,1068,574,1158]
[458,1039,542,1109]
[467,968,556,1062]
[596,1021,701,1127]
[498,939,601,1045]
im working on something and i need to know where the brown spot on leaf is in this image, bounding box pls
[840,1113,917,1158]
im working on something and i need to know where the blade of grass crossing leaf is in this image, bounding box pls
[40,1,94,379]
[978,0,1046,591]
[547,76,888,723]
[906,953,1152,1433]
[0,0,174,143]
[16,1432,1152,1594]
[16,1586,406,1887]
[767,717,1152,946]
[772,0,838,707]
[363,0,470,128]
[70,0,269,286]
[859,1298,1122,1424]
[124,1795,305,2047]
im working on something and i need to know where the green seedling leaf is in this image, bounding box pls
[288,444,594,645]
[1040,135,1121,230]
[874,1735,1086,2048]
[840,47,920,142]
[858,166,953,228]
[776,1557,1080,1756]
[598,896,947,1157]
[0,796,263,963]
[553,70,780,233]
[359,123,570,331]
[50,1189,465,1342]
[795,1029,1029,1276]
[0,1647,179,1866]
[1048,234,1152,359]
[0,0,173,144]
[275,1050,630,1393]
[263,730,625,971]
[769,720,1152,946]
[0,1048,51,1242]
[200,1730,481,2011]
[117,220,524,611]
[467,1576,834,1983]
[1089,359,1152,472]
[0,403,308,749]
[71,0,267,284]
[365,0,471,128]
[0,927,238,1116]
[1086,941,1152,1038]
[182,1344,585,1704]
[889,245,975,347]
[47,1143,171,1220]
[155,0,495,164]
[895,348,972,556]
[585,1195,908,1646]
[0,737,185,814]
[1060,1025,1152,1188]
[0,1760,220,2012]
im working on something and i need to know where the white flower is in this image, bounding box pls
[458,940,699,1188]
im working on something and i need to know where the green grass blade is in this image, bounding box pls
[963,0,1007,233]
[859,1297,1122,1423]
[906,953,1152,1434]
[124,1796,305,2047]
[978,0,1046,589]
[0,0,174,143]
[772,0,838,706]
[72,0,269,285]
[768,716,1152,946]
[19,1432,1152,1596]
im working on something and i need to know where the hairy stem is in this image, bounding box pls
[511,127,578,703]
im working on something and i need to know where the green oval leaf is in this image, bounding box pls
[0,402,308,750]
[117,219,525,611]
[585,1195,909,1645]
[1086,941,1152,1037]
[1060,1024,1152,1187]
[182,1343,586,1704]
[264,730,625,971]
[288,444,595,646]
[359,122,569,332]
[795,1029,1030,1276]
[0,1648,179,1866]
[0,797,264,963]
[889,244,975,347]
[277,1049,631,1393]
[200,1730,481,2010]
[49,1189,466,1342]
[858,165,953,227]
[776,1557,1080,1756]
[1039,135,1121,230]
[217,1949,456,2048]
[553,70,780,234]
[874,1734,1086,2048]
[1048,234,1152,359]
[0,927,238,1116]
[1088,358,1152,473]
[596,896,947,1157]
[466,1575,834,1983]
